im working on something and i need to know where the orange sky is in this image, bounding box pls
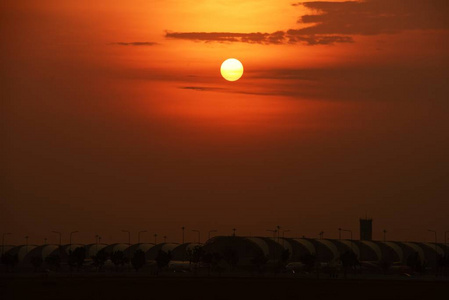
[1,0,449,245]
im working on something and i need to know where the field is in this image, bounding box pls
[1,275,447,300]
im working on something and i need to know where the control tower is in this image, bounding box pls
[360,218,373,241]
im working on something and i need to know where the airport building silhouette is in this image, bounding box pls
[1,219,447,274]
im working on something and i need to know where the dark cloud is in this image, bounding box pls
[166,31,351,46]
[293,0,449,35]
[113,42,158,46]
[166,1,449,46]
[180,86,224,92]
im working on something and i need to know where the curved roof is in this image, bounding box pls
[101,243,129,255]
[4,245,38,261]
[23,245,60,264]
[358,241,382,261]
[401,242,425,263]
[420,243,445,257]
[291,239,315,256]
[124,243,156,258]
[62,244,84,254]
[201,236,265,265]
[313,239,339,262]
[84,244,107,258]
[247,238,270,257]
[1,245,14,255]
[145,243,179,260]
[276,238,294,256]
[380,242,403,262]
[171,243,201,261]
[334,240,360,257]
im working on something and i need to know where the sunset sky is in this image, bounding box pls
[1,0,448,245]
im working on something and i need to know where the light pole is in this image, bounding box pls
[338,228,342,240]
[208,230,217,240]
[2,233,11,255]
[95,234,100,253]
[342,229,353,240]
[276,225,281,243]
[319,231,324,240]
[181,226,185,244]
[428,229,437,244]
[122,230,131,245]
[192,230,200,244]
[282,230,291,247]
[267,229,277,238]
[383,229,387,242]
[428,229,438,272]
[25,236,29,253]
[138,230,147,243]
[70,231,78,252]
[52,231,62,246]
[341,229,353,252]
[154,233,158,244]
[232,228,237,237]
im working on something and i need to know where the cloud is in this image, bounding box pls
[166,1,449,46]
[180,86,224,92]
[113,42,158,46]
[166,31,352,46]
[293,0,449,35]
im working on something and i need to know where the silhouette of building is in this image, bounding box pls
[360,218,373,241]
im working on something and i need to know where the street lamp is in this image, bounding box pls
[276,225,281,243]
[122,230,131,245]
[138,230,147,243]
[267,229,277,238]
[338,228,342,240]
[232,228,237,237]
[52,231,62,246]
[341,229,353,251]
[154,233,158,244]
[319,231,324,240]
[181,226,185,244]
[281,230,291,247]
[192,230,200,244]
[383,229,387,242]
[25,236,29,253]
[2,233,11,255]
[428,229,437,243]
[70,231,79,252]
[342,229,353,240]
[208,230,218,240]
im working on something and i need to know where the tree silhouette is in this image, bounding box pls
[340,250,359,278]
[155,250,172,274]
[110,250,127,271]
[379,258,393,275]
[45,254,60,271]
[92,250,108,272]
[223,248,239,271]
[299,254,316,273]
[1,253,19,272]
[131,249,146,271]
[406,252,424,274]
[30,256,43,272]
[251,252,269,274]
[68,247,86,272]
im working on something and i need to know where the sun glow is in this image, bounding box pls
[220,58,244,81]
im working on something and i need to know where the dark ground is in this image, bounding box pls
[1,276,448,300]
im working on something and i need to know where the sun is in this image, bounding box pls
[220,58,244,81]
